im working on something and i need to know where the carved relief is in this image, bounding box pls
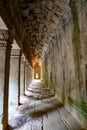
[11,49,21,56]
[0,30,9,47]
[0,29,9,40]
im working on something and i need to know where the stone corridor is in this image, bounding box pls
[0,0,87,130]
[7,80,84,130]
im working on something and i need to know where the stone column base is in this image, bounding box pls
[0,123,7,130]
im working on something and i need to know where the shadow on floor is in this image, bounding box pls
[8,97,63,130]
[5,125,13,130]
[7,80,85,130]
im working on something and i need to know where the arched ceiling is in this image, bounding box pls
[0,0,67,65]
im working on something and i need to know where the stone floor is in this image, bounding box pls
[7,80,84,130]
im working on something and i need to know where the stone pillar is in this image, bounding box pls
[25,60,29,91]
[0,30,12,130]
[25,60,32,92]
[20,55,26,95]
[28,62,32,86]
[9,49,21,111]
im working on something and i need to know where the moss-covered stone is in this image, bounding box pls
[68,96,87,119]
[69,0,82,98]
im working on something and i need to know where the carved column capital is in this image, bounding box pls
[0,29,9,40]
[11,49,21,56]
[21,54,26,63]
[0,29,9,47]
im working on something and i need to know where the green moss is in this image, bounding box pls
[68,96,87,119]
[69,0,82,97]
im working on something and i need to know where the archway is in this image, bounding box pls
[34,63,41,79]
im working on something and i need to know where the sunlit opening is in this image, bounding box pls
[32,58,42,80]
[35,73,39,79]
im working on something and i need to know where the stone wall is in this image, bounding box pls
[42,0,87,129]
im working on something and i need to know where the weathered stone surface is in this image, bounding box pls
[8,80,83,130]
[0,0,87,130]
[9,49,21,111]
[0,29,12,130]
[42,0,87,129]
[0,0,67,63]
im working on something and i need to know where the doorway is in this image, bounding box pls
[34,63,41,79]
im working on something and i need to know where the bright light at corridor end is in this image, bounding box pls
[32,58,42,80]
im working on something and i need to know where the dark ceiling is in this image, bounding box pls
[0,0,67,64]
